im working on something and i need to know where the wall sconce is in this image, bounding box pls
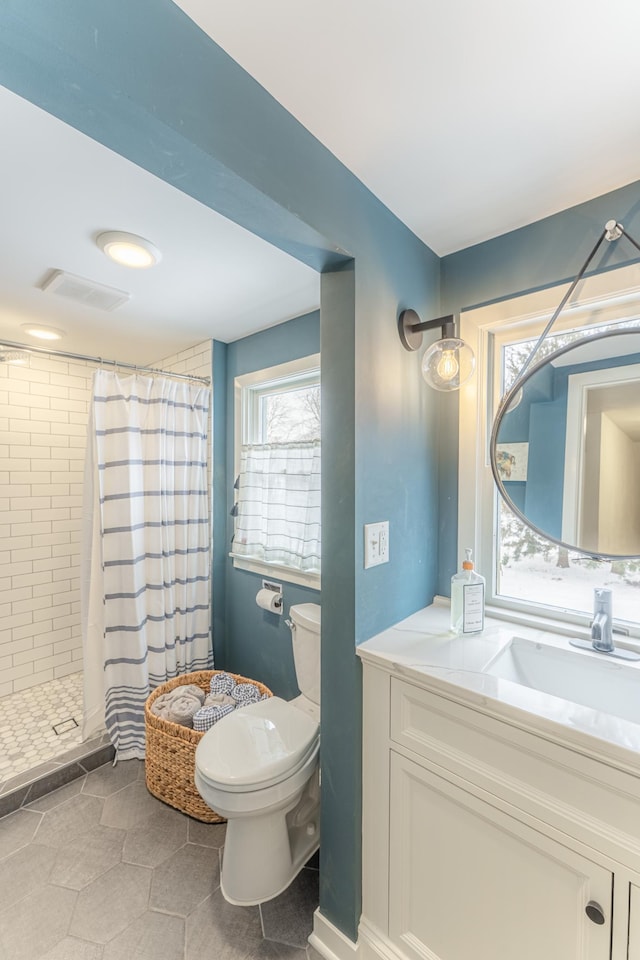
[398,309,475,391]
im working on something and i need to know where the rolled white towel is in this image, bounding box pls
[209,672,236,695]
[204,692,236,709]
[231,682,261,704]
[167,684,205,705]
[193,703,235,732]
[167,693,203,727]
[150,692,174,719]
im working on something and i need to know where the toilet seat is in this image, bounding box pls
[195,696,319,793]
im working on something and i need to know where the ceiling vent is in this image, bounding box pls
[40,270,130,311]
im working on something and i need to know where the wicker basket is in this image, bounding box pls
[145,670,273,822]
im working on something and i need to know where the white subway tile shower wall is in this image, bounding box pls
[0,341,212,698]
[0,355,93,695]
[154,341,212,382]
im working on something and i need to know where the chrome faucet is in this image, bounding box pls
[570,587,640,660]
[590,588,614,653]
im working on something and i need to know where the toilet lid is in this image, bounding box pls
[195,697,319,789]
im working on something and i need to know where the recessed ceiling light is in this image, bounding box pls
[21,324,65,341]
[97,231,161,269]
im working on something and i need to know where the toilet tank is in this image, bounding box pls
[289,603,321,706]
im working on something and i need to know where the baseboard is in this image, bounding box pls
[357,918,408,960]
[308,909,361,960]
[308,911,410,960]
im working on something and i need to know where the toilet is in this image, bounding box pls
[194,602,321,906]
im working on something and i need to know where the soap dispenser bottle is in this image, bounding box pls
[450,548,485,635]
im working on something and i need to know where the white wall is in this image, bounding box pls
[155,341,212,383]
[0,354,92,697]
[598,413,640,555]
[0,340,213,699]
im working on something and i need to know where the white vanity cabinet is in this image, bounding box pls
[629,888,640,957]
[389,752,611,960]
[359,660,640,960]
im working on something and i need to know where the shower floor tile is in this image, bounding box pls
[0,673,84,789]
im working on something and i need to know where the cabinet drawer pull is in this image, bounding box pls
[585,901,605,925]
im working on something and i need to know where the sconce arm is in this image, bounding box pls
[398,310,456,351]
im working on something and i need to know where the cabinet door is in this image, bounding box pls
[629,886,640,958]
[389,752,612,960]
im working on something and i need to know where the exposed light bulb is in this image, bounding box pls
[436,349,459,382]
[507,386,524,411]
[421,336,475,392]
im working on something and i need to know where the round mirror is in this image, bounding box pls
[490,329,640,559]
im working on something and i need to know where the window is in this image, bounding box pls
[231,355,321,588]
[459,263,640,635]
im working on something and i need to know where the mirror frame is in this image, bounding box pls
[489,327,640,560]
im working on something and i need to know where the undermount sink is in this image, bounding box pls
[484,637,640,726]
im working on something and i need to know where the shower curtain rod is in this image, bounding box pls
[0,338,211,385]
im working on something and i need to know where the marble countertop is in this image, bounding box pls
[357,598,640,774]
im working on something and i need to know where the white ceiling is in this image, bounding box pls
[4,2,640,365]
[176,0,640,256]
[0,87,319,365]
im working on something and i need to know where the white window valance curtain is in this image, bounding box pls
[233,440,321,573]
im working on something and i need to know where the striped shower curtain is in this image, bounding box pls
[81,370,212,760]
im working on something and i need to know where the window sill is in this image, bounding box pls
[483,598,640,648]
[230,553,321,591]
[434,595,640,648]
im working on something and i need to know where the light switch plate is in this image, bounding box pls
[364,521,389,568]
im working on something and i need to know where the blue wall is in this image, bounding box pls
[11,2,639,939]
[525,400,566,537]
[0,3,441,940]
[211,340,228,668]
[222,312,321,700]
[498,363,560,533]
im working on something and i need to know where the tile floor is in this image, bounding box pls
[0,673,84,788]
[0,759,319,959]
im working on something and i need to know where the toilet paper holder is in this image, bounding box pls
[258,579,283,613]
